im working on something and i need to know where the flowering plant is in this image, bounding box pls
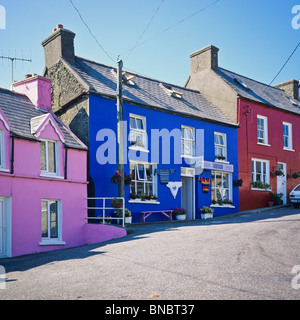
[111,198,123,208]
[172,207,187,216]
[110,170,122,184]
[200,206,214,214]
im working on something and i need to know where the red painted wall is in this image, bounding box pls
[238,98,300,211]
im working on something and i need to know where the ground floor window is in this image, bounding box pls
[252,158,269,184]
[211,171,232,202]
[40,199,64,245]
[130,161,157,198]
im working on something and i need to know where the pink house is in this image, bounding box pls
[0,75,126,258]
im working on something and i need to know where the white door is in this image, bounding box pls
[181,176,195,220]
[0,200,4,256]
[277,163,287,204]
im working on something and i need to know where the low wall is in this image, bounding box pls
[84,223,127,245]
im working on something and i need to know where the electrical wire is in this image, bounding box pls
[260,40,300,95]
[121,0,222,56]
[125,0,165,61]
[69,0,115,64]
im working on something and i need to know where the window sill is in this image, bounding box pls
[251,187,272,192]
[39,240,66,246]
[214,160,229,164]
[0,168,10,173]
[128,200,160,204]
[128,146,149,153]
[283,147,295,152]
[210,204,235,209]
[257,142,271,147]
[39,173,64,179]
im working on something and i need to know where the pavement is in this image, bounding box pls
[0,204,299,300]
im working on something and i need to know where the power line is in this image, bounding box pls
[125,0,165,61]
[260,40,300,95]
[268,40,300,87]
[69,0,115,64]
[121,0,222,56]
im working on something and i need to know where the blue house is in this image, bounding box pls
[42,25,239,223]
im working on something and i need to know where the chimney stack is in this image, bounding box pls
[42,25,75,69]
[275,79,299,100]
[190,45,219,74]
[12,75,52,111]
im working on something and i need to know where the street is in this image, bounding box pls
[0,206,300,300]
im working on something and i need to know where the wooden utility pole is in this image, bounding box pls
[117,59,125,199]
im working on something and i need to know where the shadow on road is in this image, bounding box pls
[1,206,299,274]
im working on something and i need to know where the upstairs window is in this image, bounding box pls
[257,115,268,145]
[181,126,195,157]
[129,115,147,149]
[214,133,227,161]
[40,139,58,176]
[283,122,293,150]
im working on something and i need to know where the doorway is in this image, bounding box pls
[277,162,287,205]
[181,168,195,220]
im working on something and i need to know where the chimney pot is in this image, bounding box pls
[57,24,63,29]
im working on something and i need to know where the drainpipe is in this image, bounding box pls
[10,136,15,174]
[64,146,69,180]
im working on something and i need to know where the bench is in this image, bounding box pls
[140,210,173,223]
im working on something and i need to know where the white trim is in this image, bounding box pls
[251,158,270,184]
[39,199,65,246]
[128,200,160,204]
[0,130,5,170]
[257,115,268,145]
[210,204,235,209]
[283,122,293,151]
[40,139,60,177]
[0,113,10,131]
[129,114,148,150]
[0,197,12,258]
[181,125,195,157]
[32,114,65,143]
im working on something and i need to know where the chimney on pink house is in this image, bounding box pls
[12,74,52,111]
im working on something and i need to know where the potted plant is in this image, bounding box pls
[274,169,285,177]
[130,141,145,148]
[172,207,187,220]
[116,208,132,224]
[124,174,132,186]
[150,194,158,201]
[252,181,270,190]
[200,206,214,219]
[292,172,300,179]
[130,193,137,200]
[110,170,122,184]
[140,194,146,201]
[234,179,243,187]
[111,198,123,208]
[271,193,283,206]
[215,155,226,161]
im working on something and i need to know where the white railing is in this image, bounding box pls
[87,197,125,228]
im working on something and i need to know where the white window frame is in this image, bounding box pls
[214,132,227,161]
[211,171,233,206]
[129,114,147,150]
[257,115,269,146]
[181,126,195,157]
[0,130,5,170]
[251,158,270,185]
[39,199,65,246]
[283,122,294,151]
[129,161,158,203]
[40,139,60,178]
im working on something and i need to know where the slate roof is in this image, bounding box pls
[0,88,86,150]
[67,56,237,127]
[216,67,300,115]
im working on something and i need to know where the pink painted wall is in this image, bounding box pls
[0,110,126,258]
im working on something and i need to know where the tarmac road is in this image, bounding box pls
[0,206,300,300]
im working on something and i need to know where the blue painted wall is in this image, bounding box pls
[89,93,239,223]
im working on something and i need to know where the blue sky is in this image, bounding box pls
[0,0,299,90]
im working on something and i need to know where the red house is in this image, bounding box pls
[186,45,300,211]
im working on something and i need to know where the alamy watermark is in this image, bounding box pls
[0,265,6,289]
[0,5,6,30]
[291,265,300,290]
[292,5,300,29]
